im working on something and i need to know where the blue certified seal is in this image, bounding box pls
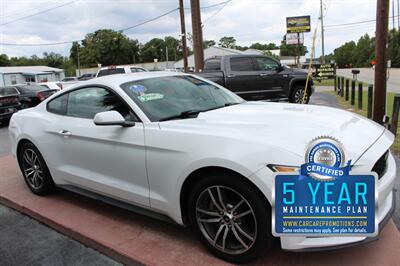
[301,136,352,181]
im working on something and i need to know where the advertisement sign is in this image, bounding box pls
[286,16,311,33]
[286,33,304,45]
[314,63,336,80]
[272,136,378,237]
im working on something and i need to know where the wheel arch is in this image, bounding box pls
[179,166,270,225]
[289,78,312,96]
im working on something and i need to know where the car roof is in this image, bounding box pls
[69,71,191,89]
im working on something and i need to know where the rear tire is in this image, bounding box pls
[18,142,55,195]
[187,172,273,263]
[289,85,310,104]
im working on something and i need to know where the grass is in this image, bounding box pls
[314,79,335,86]
[327,84,400,155]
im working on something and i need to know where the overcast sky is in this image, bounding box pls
[0,0,388,58]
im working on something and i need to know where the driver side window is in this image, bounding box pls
[255,57,279,71]
[66,87,138,121]
[46,87,139,121]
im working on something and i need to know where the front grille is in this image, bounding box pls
[372,150,389,179]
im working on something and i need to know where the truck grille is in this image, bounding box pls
[372,150,389,179]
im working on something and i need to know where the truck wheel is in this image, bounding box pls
[187,172,273,263]
[290,85,310,104]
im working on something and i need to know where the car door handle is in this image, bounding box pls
[58,130,72,137]
[259,73,269,77]
[227,74,236,78]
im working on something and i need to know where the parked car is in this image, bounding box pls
[9,84,58,109]
[78,73,95,81]
[0,86,20,124]
[96,65,147,77]
[39,82,63,91]
[198,55,314,103]
[61,77,78,82]
[8,72,395,263]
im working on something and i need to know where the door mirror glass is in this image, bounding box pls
[93,111,134,127]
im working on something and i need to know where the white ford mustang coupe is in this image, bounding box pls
[9,72,396,262]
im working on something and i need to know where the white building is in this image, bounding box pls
[0,66,65,86]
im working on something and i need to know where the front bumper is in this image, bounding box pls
[279,151,397,251]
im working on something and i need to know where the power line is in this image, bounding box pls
[0,7,179,46]
[119,8,179,32]
[325,15,400,28]
[0,0,80,27]
[203,0,233,25]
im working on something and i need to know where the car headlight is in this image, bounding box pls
[267,164,299,173]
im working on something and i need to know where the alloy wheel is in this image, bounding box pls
[21,148,44,189]
[294,88,306,103]
[195,186,257,255]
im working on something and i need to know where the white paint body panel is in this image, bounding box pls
[8,72,396,251]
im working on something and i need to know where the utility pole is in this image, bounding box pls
[393,0,396,30]
[397,0,400,30]
[166,46,169,69]
[373,0,390,124]
[320,0,325,63]
[179,0,189,72]
[190,0,204,72]
[77,43,81,76]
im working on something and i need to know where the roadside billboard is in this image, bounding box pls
[286,33,304,45]
[286,16,311,33]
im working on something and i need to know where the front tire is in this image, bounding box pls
[187,173,273,263]
[289,85,310,104]
[18,142,55,195]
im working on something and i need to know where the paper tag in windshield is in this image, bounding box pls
[138,93,164,102]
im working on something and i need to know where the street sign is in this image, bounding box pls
[286,33,304,45]
[314,63,336,80]
[286,16,311,33]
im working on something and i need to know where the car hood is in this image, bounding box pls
[159,102,385,163]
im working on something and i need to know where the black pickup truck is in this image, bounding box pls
[197,55,313,103]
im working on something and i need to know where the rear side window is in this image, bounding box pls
[97,68,125,77]
[0,87,18,96]
[204,59,221,71]
[230,57,255,71]
[47,93,68,115]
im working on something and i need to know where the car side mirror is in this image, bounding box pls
[93,111,135,127]
[278,64,284,72]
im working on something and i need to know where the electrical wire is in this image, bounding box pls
[0,1,231,47]
[203,0,233,25]
[0,0,80,27]
[325,15,400,28]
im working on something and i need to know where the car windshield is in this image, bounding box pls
[121,75,244,122]
[18,84,46,93]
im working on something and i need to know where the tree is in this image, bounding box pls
[263,50,280,61]
[354,34,375,67]
[0,54,10,66]
[77,29,140,67]
[333,41,357,68]
[250,42,278,50]
[388,29,400,67]
[141,38,165,62]
[218,36,236,49]
[203,40,216,48]
[279,35,307,57]
[42,52,64,68]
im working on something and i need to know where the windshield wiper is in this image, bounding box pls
[159,109,203,122]
[224,102,240,107]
